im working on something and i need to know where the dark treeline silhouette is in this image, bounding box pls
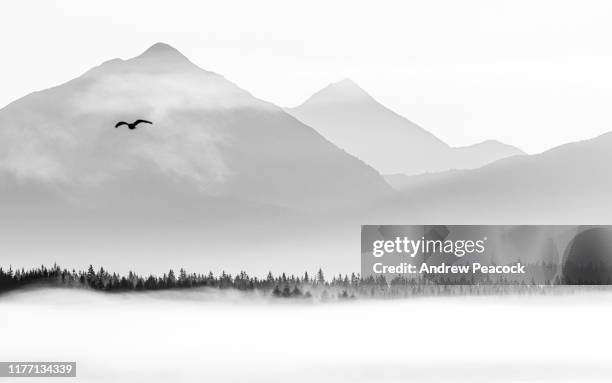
[0,264,607,300]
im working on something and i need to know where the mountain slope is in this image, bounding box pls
[451,139,524,170]
[287,79,524,175]
[399,132,612,222]
[0,44,391,212]
[287,79,448,175]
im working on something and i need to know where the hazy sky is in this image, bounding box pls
[2,0,612,153]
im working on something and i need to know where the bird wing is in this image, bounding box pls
[134,119,153,126]
[115,121,128,128]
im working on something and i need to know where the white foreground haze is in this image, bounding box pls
[1,288,612,382]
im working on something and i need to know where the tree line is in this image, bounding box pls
[0,263,598,299]
[0,264,362,296]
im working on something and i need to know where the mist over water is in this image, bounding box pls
[2,288,612,382]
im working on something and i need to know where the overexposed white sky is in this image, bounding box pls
[2,0,612,153]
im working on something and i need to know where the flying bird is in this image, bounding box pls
[115,119,153,130]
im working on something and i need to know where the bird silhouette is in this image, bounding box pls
[115,119,153,130]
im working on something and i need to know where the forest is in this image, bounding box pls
[1,263,603,300]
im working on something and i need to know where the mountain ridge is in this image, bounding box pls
[395,131,612,222]
[287,79,524,175]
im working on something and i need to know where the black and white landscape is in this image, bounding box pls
[2,41,611,276]
[3,1,612,381]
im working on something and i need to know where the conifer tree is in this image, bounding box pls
[167,269,177,288]
[86,265,96,285]
[316,268,325,285]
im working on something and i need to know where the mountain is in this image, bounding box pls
[384,139,530,191]
[0,43,391,213]
[0,43,394,274]
[384,169,469,191]
[287,79,524,175]
[395,132,612,223]
[450,139,525,171]
[286,79,448,175]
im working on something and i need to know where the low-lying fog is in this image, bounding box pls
[2,288,612,382]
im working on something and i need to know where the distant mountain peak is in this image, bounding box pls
[288,79,523,175]
[320,78,371,97]
[82,42,199,77]
[330,77,361,89]
[454,139,525,155]
[136,42,189,61]
[299,78,374,107]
